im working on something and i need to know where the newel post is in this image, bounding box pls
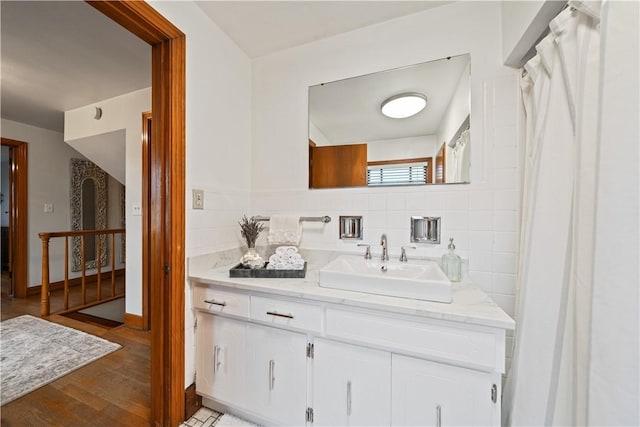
[39,233,51,316]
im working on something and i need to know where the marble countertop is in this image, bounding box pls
[188,251,515,331]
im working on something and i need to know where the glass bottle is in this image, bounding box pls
[441,237,462,282]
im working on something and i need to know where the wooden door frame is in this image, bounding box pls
[87,2,185,426]
[141,111,152,331]
[0,138,28,299]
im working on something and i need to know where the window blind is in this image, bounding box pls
[367,164,427,186]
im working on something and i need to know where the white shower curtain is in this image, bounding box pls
[502,1,630,425]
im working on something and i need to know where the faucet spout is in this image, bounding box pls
[380,233,389,261]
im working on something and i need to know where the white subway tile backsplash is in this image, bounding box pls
[444,211,469,230]
[493,294,515,318]
[469,251,493,272]
[493,190,518,211]
[469,231,493,251]
[494,273,517,295]
[423,192,447,210]
[493,168,518,190]
[386,193,406,210]
[469,211,493,231]
[469,191,493,211]
[493,211,518,232]
[494,125,518,148]
[493,231,517,252]
[494,252,516,274]
[446,191,469,210]
[368,194,387,211]
[469,271,493,293]
[494,147,518,169]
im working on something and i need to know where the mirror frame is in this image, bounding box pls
[70,158,108,271]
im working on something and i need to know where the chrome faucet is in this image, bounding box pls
[380,233,389,261]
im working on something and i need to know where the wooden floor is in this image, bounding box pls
[0,276,151,426]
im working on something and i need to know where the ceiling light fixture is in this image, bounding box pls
[380,92,427,119]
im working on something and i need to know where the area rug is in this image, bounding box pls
[0,314,121,405]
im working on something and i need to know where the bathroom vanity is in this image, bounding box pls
[189,255,514,426]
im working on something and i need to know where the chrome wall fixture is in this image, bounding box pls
[410,216,441,244]
[339,216,363,240]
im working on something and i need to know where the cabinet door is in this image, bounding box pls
[196,313,247,409]
[313,338,391,426]
[392,354,495,426]
[247,324,308,426]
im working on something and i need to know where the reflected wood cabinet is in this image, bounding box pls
[193,282,505,426]
[309,142,367,188]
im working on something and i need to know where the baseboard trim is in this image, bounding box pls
[27,269,125,296]
[124,312,144,329]
[185,383,202,421]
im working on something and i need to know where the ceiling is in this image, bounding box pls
[309,55,470,145]
[0,1,151,133]
[196,1,450,58]
[1,1,450,134]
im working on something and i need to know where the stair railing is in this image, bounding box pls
[39,228,126,316]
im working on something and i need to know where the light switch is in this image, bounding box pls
[44,203,54,213]
[192,189,204,210]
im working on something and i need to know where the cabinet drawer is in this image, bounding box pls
[193,286,250,318]
[250,296,323,333]
[326,308,501,371]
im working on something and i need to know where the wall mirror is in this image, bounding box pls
[308,54,470,189]
[71,159,108,271]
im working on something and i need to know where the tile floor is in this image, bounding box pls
[182,407,223,427]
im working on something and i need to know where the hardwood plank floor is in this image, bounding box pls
[1,287,151,426]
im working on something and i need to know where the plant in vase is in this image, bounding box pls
[239,215,265,269]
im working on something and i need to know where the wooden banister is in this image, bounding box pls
[39,228,126,316]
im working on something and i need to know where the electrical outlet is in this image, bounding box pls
[192,189,204,210]
[132,204,141,216]
[44,203,54,213]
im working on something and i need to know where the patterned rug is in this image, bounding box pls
[0,315,121,405]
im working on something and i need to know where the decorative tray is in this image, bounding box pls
[229,262,307,279]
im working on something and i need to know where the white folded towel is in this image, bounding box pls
[266,251,305,270]
[275,246,298,257]
[267,215,301,245]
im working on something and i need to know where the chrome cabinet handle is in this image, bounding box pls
[346,380,352,416]
[436,405,442,427]
[204,299,227,307]
[266,311,294,319]
[268,359,275,390]
[213,345,222,373]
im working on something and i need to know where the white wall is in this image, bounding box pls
[367,135,437,162]
[252,2,520,370]
[501,1,566,67]
[148,1,253,387]
[437,61,471,148]
[0,119,123,286]
[65,88,150,317]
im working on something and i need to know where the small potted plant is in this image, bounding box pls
[239,215,265,269]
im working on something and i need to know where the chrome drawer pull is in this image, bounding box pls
[266,311,294,319]
[269,359,276,390]
[213,345,222,373]
[204,299,227,307]
[347,380,352,416]
[436,404,442,427]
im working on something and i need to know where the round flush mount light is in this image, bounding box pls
[380,92,427,119]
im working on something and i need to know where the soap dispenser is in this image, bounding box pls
[441,237,462,282]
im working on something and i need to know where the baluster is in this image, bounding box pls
[64,236,69,310]
[81,235,86,305]
[39,233,51,316]
[111,232,116,296]
[97,232,102,301]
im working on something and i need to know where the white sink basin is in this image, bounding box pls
[319,255,452,303]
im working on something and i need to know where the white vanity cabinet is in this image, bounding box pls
[192,279,512,427]
[312,338,391,426]
[246,323,308,426]
[391,354,495,426]
[195,313,247,409]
